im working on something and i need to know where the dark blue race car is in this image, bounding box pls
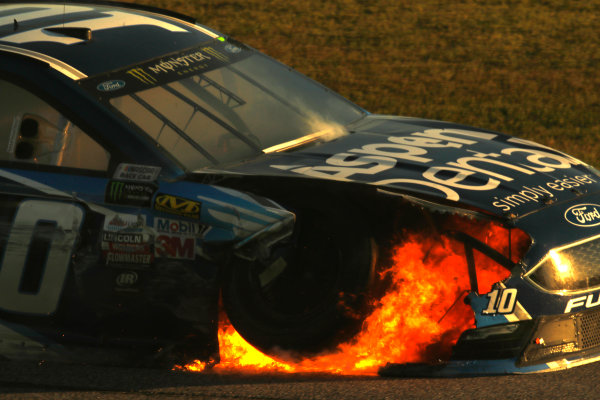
[2,0,600,375]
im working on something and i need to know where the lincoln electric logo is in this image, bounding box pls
[565,204,600,227]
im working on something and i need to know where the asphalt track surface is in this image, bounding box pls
[1,360,600,400]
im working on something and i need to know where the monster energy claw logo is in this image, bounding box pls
[127,67,157,84]
[109,181,125,201]
[105,181,155,207]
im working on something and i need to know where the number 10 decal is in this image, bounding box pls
[482,288,518,315]
[0,200,84,315]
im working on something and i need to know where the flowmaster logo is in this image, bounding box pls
[564,204,600,227]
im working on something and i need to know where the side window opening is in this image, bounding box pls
[0,80,110,171]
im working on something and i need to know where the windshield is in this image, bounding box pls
[83,38,364,170]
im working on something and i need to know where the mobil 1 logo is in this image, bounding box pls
[105,180,157,207]
[153,217,204,260]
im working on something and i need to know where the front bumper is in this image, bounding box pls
[379,307,600,376]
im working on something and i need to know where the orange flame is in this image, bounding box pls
[181,221,529,375]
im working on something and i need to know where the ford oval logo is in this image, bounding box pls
[224,43,241,54]
[564,203,600,227]
[97,80,126,92]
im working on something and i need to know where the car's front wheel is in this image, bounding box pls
[222,208,375,357]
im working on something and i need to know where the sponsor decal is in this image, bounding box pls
[102,231,153,264]
[154,194,201,219]
[125,46,227,85]
[224,43,242,54]
[154,217,205,236]
[155,234,195,260]
[126,67,158,85]
[103,213,146,232]
[482,288,518,314]
[97,80,126,92]
[79,39,250,100]
[105,252,153,264]
[115,271,139,287]
[102,232,146,244]
[105,180,156,207]
[113,163,161,182]
[564,292,600,313]
[564,204,600,227]
[114,270,141,293]
[270,129,596,211]
[102,241,151,254]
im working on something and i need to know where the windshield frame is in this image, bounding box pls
[79,37,367,171]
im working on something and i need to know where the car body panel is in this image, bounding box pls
[2,1,600,375]
[227,115,600,218]
[0,164,293,365]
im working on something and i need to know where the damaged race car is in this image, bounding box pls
[2,0,600,376]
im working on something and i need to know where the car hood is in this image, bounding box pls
[222,115,600,218]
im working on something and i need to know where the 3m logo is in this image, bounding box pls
[126,67,157,84]
[154,194,201,218]
[155,235,195,259]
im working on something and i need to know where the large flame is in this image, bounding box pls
[181,221,529,375]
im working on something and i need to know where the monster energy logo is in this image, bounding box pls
[109,181,125,201]
[105,181,155,207]
[126,67,157,85]
[201,46,229,62]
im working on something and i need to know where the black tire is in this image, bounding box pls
[222,207,375,357]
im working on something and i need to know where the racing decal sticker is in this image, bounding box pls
[564,204,600,227]
[153,217,204,260]
[102,241,151,254]
[155,234,195,260]
[105,252,153,264]
[113,164,161,182]
[154,217,206,236]
[482,288,518,315]
[103,213,146,232]
[114,270,140,293]
[224,43,242,53]
[102,231,147,244]
[102,230,154,265]
[79,38,251,99]
[105,180,156,207]
[97,80,126,92]
[564,292,600,313]
[0,200,84,315]
[154,194,201,219]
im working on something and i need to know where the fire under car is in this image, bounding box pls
[1,1,600,376]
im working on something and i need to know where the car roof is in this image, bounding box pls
[0,1,219,78]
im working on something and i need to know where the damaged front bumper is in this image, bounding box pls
[379,306,600,376]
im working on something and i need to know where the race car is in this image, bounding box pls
[1,1,600,375]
